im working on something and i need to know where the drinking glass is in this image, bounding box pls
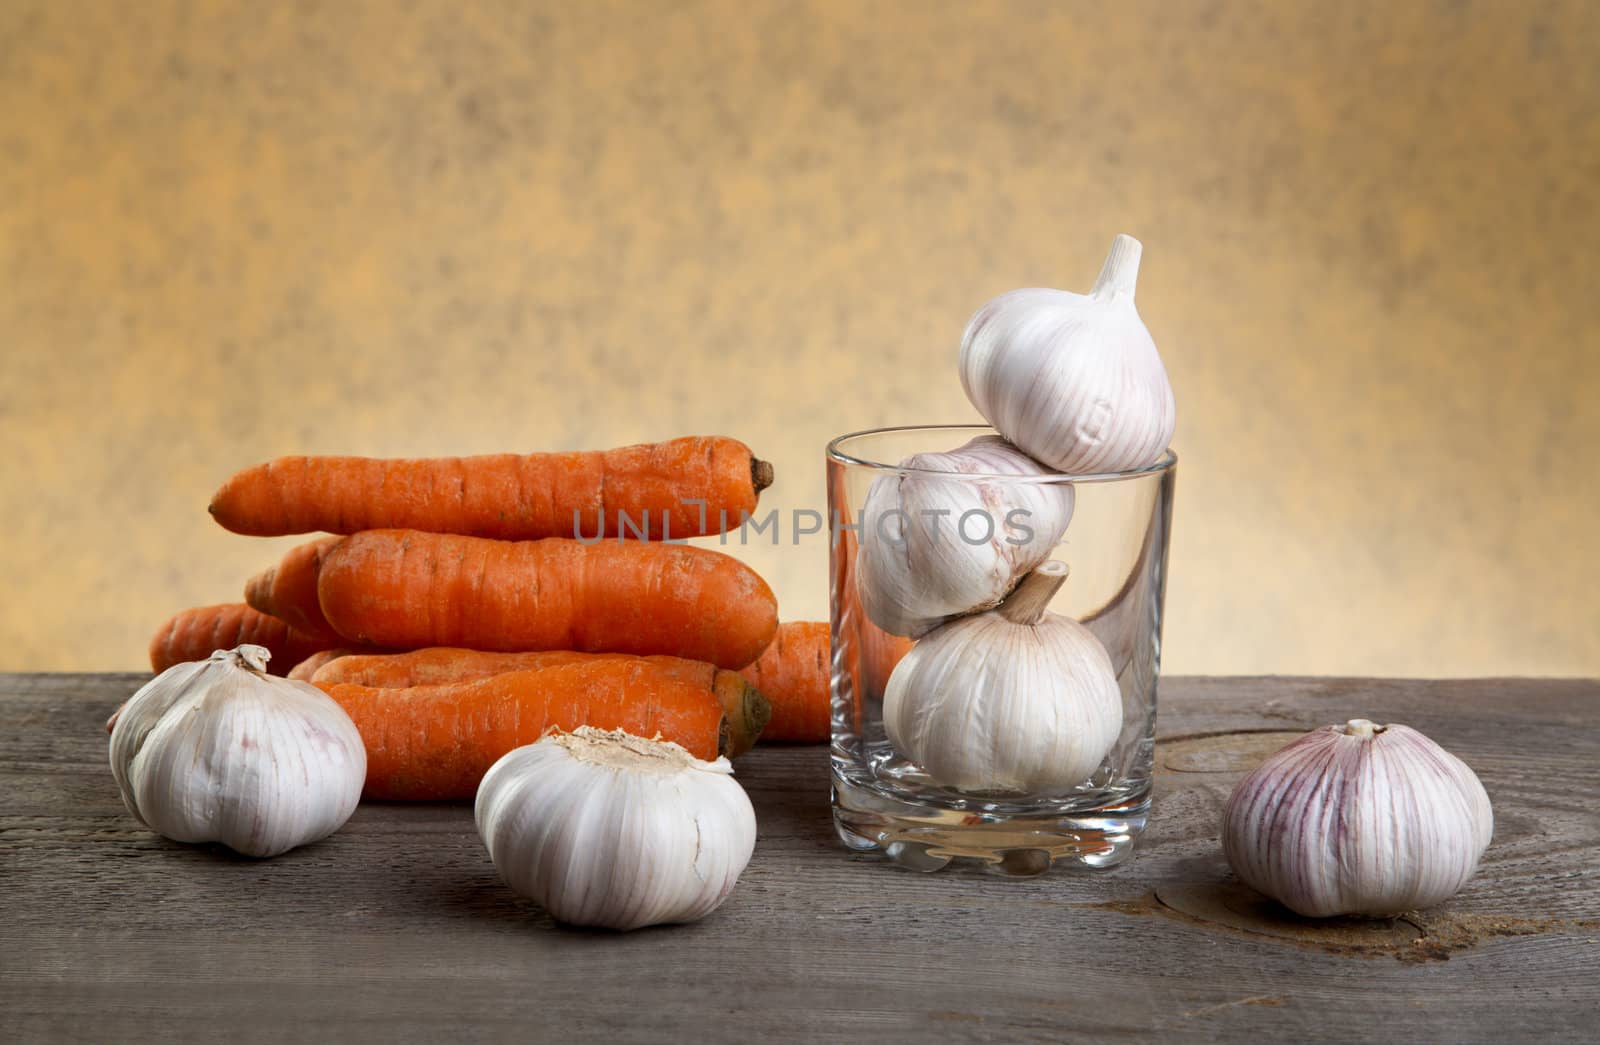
[827,425,1176,874]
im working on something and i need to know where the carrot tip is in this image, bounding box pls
[715,673,771,757]
[744,682,773,745]
[752,458,775,493]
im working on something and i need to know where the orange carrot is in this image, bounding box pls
[312,648,596,688]
[316,530,778,669]
[737,620,912,742]
[209,436,773,540]
[312,647,770,755]
[286,648,359,682]
[319,660,764,799]
[148,603,326,676]
[738,621,832,742]
[244,536,343,639]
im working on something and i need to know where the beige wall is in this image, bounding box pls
[3,0,1596,676]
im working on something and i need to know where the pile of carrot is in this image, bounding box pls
[147,436,845,801]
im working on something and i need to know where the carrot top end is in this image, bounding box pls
[752,458,775,494]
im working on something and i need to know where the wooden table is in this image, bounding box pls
[3,674,1596,1043]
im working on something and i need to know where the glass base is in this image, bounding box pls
[831,770,1150,876]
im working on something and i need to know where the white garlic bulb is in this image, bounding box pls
[1223,719,1493,918]
[959,234,1175,474]
[855,435,1073,637]
[108,645,366,858]
[883,561,1122,792]
[475,727,757,931]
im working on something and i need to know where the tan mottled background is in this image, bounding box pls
[2,0,1596,676]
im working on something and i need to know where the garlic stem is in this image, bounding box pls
[234,645,271,674]
[1091,234,1142,300]
[1342,718,1385,738]
[998,561,1069,626]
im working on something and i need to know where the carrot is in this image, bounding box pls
[244,536,343,639]
[316,530,778,669]
[737,621,832,742]
[148,603,327,676]
[312,648,596,688]
[312,647,770,755]
[209,436,774,541]
[319,660,765,799]
[286,648,360,682]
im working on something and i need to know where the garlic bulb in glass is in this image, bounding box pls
[1223,719,1493,918]
[883,561,1122,792]
[476,727,757,931]
[959,234,1175,474]
[855,434,1073,638]
[108,645,366,858]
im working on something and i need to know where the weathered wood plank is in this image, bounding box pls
[2,675,1597,1043]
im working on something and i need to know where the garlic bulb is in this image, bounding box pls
[476,727,756,931]
[855,435,1073,637]
[1223,719,1493,918]
[108,645,366,858]
[883,561,1122,792]
[959,234,1175,474]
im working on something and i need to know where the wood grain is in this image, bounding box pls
[2,674,1596,1043]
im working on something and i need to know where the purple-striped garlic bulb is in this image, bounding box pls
[1222,719,1493,918]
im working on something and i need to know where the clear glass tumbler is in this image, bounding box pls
[827,425,1176,874]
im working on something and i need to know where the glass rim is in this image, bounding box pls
[826,424,1177,483]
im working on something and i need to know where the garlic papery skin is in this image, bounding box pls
[108,645,366,858]
[475,727,757,931]
[959,234,1175,474]
[1222,720,1494,918]
[883,561,1122,792]
[855,435,1073,638]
